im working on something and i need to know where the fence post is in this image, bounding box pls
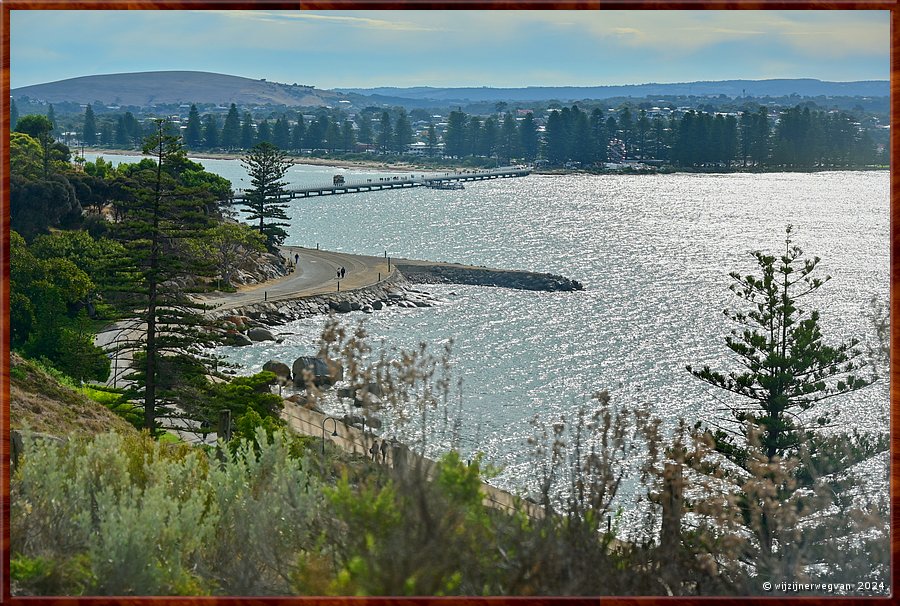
[218,409,233,442]
[661,462,683,552]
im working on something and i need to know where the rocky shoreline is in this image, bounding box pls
[211,272,442,340]
[211,262,583,346]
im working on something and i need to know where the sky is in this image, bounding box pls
[10,10,890,90]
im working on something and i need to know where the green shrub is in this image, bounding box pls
[12,431,212,595]
[11,428,321,596]
[202,430,322,595]
[78,385,143,429]
[28,357,78,389]
[78,386,123,406]
[10,554,95,596]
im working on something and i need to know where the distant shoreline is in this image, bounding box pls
[86,148,453,172]
[84,148,889,176]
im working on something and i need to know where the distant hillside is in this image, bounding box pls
[12,71,347,107]
[14,71,889,110]
[337,79,890,103]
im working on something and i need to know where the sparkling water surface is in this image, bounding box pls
[87,154,889,495]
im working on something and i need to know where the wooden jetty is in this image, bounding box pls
[230,166,530,203]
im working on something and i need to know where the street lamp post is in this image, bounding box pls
[322,417,338,455]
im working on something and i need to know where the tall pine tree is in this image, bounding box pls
[184,104,203,149]
[499,112,518,164]
[112,119,221,433]
[378,111,392,153]
[241,112,255,149]
[115,115,129,146]
[688,225,874,462]
[83,105,97,146]
[203,114,219,149]
[291,115,305,151]
[444,110,467,158]
[686,225,883,583]
[239,142,291,249]
[519,113,538,162]
[221,103,242,150]
[356,112,373,145]
[393,110,412,153]
[273,116,291,150]
[256,119,272,144]
[341,120,356,152]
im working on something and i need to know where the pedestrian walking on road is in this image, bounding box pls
[369,440,379,461]
[336,269,341,280]
[341,266,346,279]
[294,253,299,265]
[380,439,389,463]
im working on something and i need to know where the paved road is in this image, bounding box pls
[96,247,390,387]
[198,246,392,311]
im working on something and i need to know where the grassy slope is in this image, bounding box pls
[10,352,137,436]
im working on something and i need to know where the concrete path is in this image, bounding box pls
[197,246,392,312]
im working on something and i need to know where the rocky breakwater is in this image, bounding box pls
[394,262,584,292]
[210,274,443,341]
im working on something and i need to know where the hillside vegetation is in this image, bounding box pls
[10,352,137,436]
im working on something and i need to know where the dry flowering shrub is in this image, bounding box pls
[504,391,676,595]
[527,389,661,520]
[307,317,458,456]
[670,422,889,595]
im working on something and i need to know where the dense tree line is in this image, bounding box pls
[443,109,538,162]
[440,104,879,169]
[57,100,885,170]
[534,103,878,169]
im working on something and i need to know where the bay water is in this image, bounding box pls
[86,153,890,495]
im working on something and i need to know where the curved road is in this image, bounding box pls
[96,247,391,389]
[198,246,392,311]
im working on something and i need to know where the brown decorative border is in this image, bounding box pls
[0,2,895,604]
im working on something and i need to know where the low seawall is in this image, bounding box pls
[395,262,584,292]
[211,272,424,327]
[281,400,542,518]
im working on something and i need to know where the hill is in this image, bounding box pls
[10,352,137,436]
[11,71,348,107]
[13,72,889,112]
[336,79,890,103]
